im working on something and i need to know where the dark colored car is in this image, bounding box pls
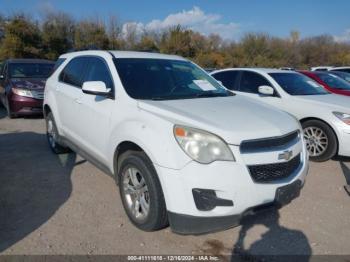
[0,59,54,118]
[299,70,350,96]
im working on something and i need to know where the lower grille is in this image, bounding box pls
[248,154,301,183]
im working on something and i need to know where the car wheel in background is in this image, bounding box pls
[302,120,337,162]
[5,97,15,119]
[46,112,70,154]
[118,151,168,231]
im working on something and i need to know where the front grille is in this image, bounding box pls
[240,131,299,153]
[32,90,44,100]
[248,154,301,183]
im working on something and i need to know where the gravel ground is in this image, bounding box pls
[0,107,350,258]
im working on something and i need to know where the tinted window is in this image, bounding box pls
[316,72,350,90]
[335,69,350,73]
[330,71,350,83]
[212,71,239,90]
[269,73,329,95]
[84,58,114,90]
[50,58,66,76]
[0,62,4,75]
[59,57,87,87]
[239,71,271,93]
[114,58,232,100]
[9,63,54,78]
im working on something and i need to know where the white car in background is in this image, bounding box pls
[311,66,334,71]
[211,68,350,162]
[329,67,350,74]
[43,51,308,234]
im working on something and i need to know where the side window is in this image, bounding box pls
[212,71,239,90]
[338,69,350,74]
[239,71,271,94]
[50,58,66,76]
[84,57,114,90]
[59,57,87,88]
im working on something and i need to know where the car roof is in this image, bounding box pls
[211,68,297,75]
[330,66,350,70]
[7,58,54,64]
[60,50,186,61]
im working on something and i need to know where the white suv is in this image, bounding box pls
[44,51,308,234]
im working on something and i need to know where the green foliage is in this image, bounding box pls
[0,12,349,70]
[42,12,75,60]
[74,19,109,50]
[0,15,42,59]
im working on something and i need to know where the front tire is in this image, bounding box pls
[118,151,168,231]
[302,120,337,162]
[5,97,15,119]
[45,112,70,154]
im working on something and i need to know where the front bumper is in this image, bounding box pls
[155,143,308,234]
[337,127,350,157]
[168,179,303,235]
[8,93,43,115]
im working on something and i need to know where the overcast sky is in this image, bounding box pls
[2,0,350,42]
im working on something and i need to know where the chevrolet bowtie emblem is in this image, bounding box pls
[278,150,293,161]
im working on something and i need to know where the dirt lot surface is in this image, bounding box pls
[1,107,350,258]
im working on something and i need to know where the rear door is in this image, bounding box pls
[55,56,89,140]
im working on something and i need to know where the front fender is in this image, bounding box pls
[107,118,191,173]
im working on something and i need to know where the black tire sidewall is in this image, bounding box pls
[45,112,67,154]
[118,151,168,231]
[302,120,337,162]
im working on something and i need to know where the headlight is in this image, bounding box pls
[333,112,350,125]
[12,88,34,98]
[174,125,235,164]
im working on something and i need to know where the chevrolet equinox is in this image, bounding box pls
[43,51,309,234]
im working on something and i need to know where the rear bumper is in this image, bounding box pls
[8,93,43,115]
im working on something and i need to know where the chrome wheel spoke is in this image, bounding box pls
[303,126,328,157]
[122,166,150,221]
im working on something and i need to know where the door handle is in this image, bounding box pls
[74,98,82,104]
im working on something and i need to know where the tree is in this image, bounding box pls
[0,15,42,59]
[42,12,75,60]
[159,25,198,58]
[74,19,109,50]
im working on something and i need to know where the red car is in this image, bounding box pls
[299,70,350,96]
[0,59,54,118]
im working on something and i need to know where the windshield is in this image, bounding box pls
[114,58,232,100]
[269,73,329,95]
[9,63,54,78]
[316,72,350,90]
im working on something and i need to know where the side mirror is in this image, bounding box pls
[258,85,274,96]
[82,81,111,97]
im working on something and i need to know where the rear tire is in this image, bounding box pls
[302,120,337,162]
[118,151,168,231]
[45,112,70,154]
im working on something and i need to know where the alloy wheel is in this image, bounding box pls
[47,119,57,149]
[122,166,150,222]
[303,126,328,157]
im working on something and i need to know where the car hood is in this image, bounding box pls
[10,78,46,90]
[293,94,350,113]
[138,96,299,145]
